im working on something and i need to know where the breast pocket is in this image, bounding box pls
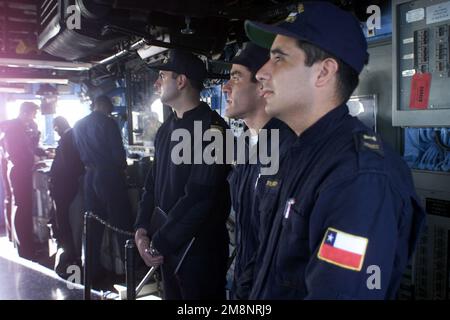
[257,179,282,237]
[275,200,310,290]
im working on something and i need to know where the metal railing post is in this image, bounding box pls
[125,239,136,300]
[82,211,93,300]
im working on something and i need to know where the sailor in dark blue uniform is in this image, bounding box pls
[134,49,231,300]
[1,102,40,260]
[50,116,84,275]
[244,1,426,299]
[222,42,295,299]
[73,95,133,280]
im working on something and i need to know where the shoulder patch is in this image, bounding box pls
[284,4,304,22]
[317,227,368,271]
[210,124,224,134]
[285,12,298,23]
[354,132,384,157]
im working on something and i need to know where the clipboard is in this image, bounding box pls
[148,206,168,237]
[149,207,195,275]
[174,237,195,275]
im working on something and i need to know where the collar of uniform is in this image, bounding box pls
[92,110,109,118]
[240,117,279,151]
[262,117,283,131]
[295,104,349,146]
[263,117,295,137]
[173,102,210,121]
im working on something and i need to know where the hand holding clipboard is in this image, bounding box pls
[149,207,195,275]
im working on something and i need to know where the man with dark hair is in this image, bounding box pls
[50,116,84,277]
[222,42,295,299]
[244,1,425,299]
[134,49,231,299]
[1,101,40,259]
[73,95,133,282]
[292,40,360,104]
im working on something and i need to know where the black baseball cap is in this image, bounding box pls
[147,49,207,83]
[245,1,369,74]
[231,42,270,75]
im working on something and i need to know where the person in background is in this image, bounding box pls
[73,95,133,283]
[0,140,5,233]
[49,116,84,277]
[0,102,41,260]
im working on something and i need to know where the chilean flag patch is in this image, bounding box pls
[317,228,368,271]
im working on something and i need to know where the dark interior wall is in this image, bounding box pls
[352,41,403,153]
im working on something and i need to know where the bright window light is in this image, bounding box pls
[5,99,91,146]
[151,98,164,123]
[5,99,41,120]
[55,100,91,127]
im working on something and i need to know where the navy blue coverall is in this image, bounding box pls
[73,111,133,277]
[249,104,426,299]
[135,102,231,300]
[228,117,295,299]
[49,128,84,260]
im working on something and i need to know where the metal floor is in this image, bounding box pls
[0,236,102,300]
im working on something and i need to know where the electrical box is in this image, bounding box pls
[408,171,450,299]
[393,0,450,126]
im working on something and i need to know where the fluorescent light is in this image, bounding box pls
[137,35,170,60]
[0,58,92,71]
[0,78,69,84]
[98,50,128,65]
[0,86,26,93]
[138,45,168,60]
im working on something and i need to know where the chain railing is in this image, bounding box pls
[83,211,160,300]
[88,212,135,237]
[83,211,138,300]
